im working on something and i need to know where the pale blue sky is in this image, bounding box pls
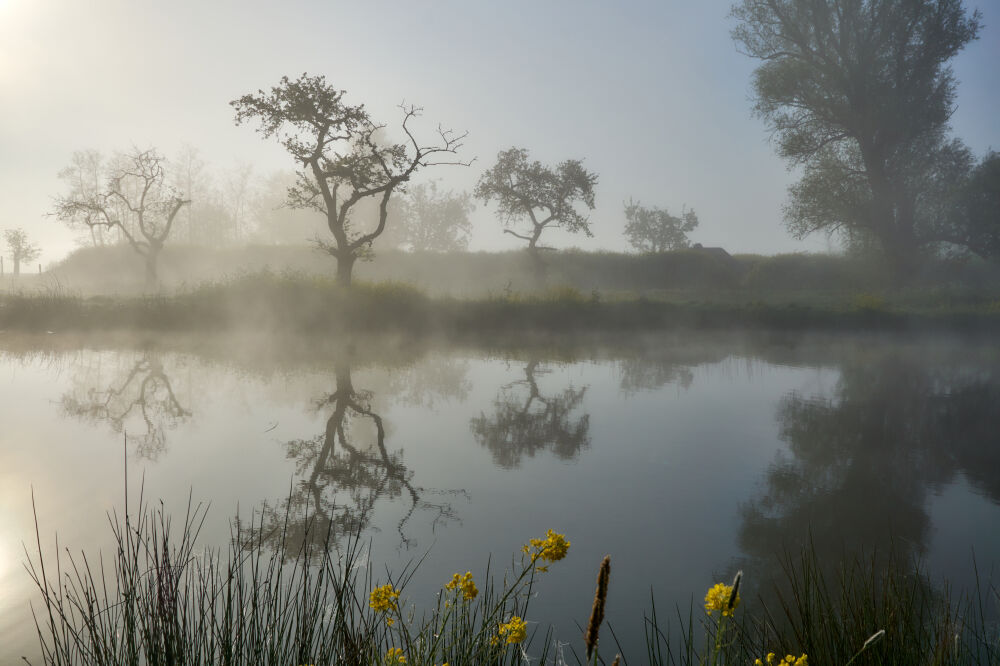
[1,0,997,264]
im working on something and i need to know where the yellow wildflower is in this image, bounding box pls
[704,582,740,617]
[444,571,479,600]
[756,652,805,666]
[525,530,571,563]
[385,647,406,663]
[498,615,528,644]
[369,584,400,612]
[386,617,395,627]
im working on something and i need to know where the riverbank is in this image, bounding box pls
[2,272,1000,335]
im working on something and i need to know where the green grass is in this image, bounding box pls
[4,270,1000,335]
[25,486,1000,665]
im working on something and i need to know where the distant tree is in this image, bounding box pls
[57,150,108,247]
[385,181,474,252]
[475,147,597,254]
[231,73,468,286]
[3,228,41,276]
[623,199,698,253]
[731,0,982,276]
[947,151,1000,261]
[53,147,190,287]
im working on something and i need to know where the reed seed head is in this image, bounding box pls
[585,555,611,660]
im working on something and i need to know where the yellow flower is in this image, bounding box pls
[369,584,400,612]
[757,652,804,666]
[386,617,395,627]
[444,571,479,600]
[385,647,406,663]
[525,530,571,564]
[703,582,740,617]
[498,615,528,644]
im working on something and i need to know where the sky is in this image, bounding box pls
[1,0,998,266]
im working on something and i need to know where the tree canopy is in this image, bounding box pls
[475,147,597,252]
[624,199,699,253]
[381,181,475,252]
[3,228,41,276]
[731,0,982,274]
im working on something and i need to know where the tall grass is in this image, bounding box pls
[25,487,1000,665]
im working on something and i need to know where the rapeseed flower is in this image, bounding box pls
[704,582,740,617]
[444,571,478,600]
[369,584,400,612]
[755,653,807,666]
[523,530,570,563]
[498,615,528,644]
[385,647,406,663]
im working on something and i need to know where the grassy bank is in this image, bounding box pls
[26,491,1000,665]
[13,244,1000,299]
[3,271,1000,335]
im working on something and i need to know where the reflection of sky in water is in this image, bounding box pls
[1,337,998,661]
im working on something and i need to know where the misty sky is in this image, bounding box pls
[1,0,998,265]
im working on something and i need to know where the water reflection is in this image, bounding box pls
[60,352,190,459]
[738,353,1000,594]
[470,360,590,468]
[257,356,465,552]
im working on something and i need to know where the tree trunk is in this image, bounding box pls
[337,253,357,287]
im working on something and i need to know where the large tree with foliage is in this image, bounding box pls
[475,147,597,253]
[624,199,699,253]
[53,147,189,287]
[231,74,468,285]
[731,0,982,275]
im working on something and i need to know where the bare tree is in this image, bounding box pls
[57,150,109,247]
[475,147,597,254]
[3,228,42,276]
[231,73,469,286]
[53,147,190,288]
[61,354,191,460]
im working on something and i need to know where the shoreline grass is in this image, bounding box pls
[24,487,1000,665]
[3,271,1000,336]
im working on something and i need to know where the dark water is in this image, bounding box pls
[1,332,998,661]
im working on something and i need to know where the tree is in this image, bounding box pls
[475,147,597,253]
[3,228,41,276]
[53,147,190,287]
[731,0,982,275]
[382,181,475,252]
[470,360,590,469]
[944,151,1000,261]
[57,150,109,247]
[623,199,699,252]
[231,73,468,286]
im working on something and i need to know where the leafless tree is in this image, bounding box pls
[53,147,189,288]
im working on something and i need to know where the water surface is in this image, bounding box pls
[1,331,998,661]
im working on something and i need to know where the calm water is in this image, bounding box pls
[1,332,998,661]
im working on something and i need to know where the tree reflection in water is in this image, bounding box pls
[737,353,1000,601]
[257,357,466,553]
[61,353,190,459]
[470,360,590,469]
